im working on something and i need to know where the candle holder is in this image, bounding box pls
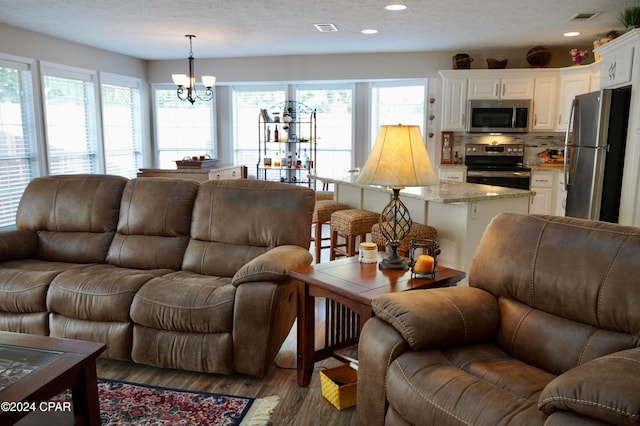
[408,238,440,279]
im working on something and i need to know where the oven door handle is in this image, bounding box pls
[466,171,531,178]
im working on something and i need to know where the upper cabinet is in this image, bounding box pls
[467,76,533,100]
[440,66,600,132]
[531,75,558,131]
[440,76,468,131]
[598,39,634,89]
[556,68,593,131]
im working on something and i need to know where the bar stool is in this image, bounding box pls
[371,222,437,257]
[312,200,350,263]
[330,209,380,260]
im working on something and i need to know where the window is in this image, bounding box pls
[101,74,143,178]
[41,63,99,175]
[153,85,216,169]
[370,80,427,147]
[232,86,286,170]
[297,84,354,181]
[0,56,38,228]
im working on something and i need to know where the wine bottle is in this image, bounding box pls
[274,125,279,142]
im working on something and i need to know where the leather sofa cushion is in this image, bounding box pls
[497,297,639,375]
[16,174,128,263]
[0,268,58,313]
[132,326,234,374]
[46,265,164,322]
[183,180,314,277]
[0,230,37,261]
[470,214,640,336]
[107,178,198,270]
[130,271,235,333]
[386,349,548,425]
[538,348,640,426]
[49,314,133,361]
[0,312,49,335]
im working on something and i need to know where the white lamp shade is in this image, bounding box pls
[201,75,216,88]
[171,74,189,87]
[356,125,438,188]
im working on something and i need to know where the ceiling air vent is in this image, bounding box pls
[570,12,600,21]
[314,23,339,32]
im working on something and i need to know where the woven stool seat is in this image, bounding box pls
[311,200,350,263]
[330,209,380,260]
[372,222,437,256]
[315,191,335,201]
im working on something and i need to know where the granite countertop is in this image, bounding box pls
[312,173,534,204]
[529,164,564,172]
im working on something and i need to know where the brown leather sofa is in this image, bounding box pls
[357,213,640,425]
[0,174,314,377]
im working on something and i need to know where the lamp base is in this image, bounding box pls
[379,244,409,270]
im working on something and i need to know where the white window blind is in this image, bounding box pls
[101,75,143,178]
[42,64,98,175]
[0,58,37,228]
[153,86,216,169]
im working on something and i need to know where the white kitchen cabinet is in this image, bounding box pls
[529,172,555,215]
[599,44,634,88]
[438,168,465,183]
[531,76,558,131]
[441,76,468,131]
[556,69,592,131]
[468,77,533,100]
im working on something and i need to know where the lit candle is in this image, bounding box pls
[414,254,434,274]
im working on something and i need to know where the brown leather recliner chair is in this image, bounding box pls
[357,213,640,426]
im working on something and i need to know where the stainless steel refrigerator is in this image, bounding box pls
[564,87,631,222]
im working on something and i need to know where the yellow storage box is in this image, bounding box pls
[319,365,358,410]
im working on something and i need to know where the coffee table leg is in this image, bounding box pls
[297,281,315,387]
[71,362,101,426]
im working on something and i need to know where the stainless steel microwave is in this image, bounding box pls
[467,99,531,133]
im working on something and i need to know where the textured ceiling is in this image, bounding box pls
[0,0,627,60]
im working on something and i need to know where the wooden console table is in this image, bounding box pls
[290,256,466,387]
[137,164,247,182]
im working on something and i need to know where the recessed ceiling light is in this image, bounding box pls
[385,4,408,11]
[564,31,581,37]
[362,29,379,35]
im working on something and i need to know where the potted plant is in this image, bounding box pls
[619,2,640,29]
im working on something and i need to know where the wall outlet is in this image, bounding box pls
[471,202,478,219]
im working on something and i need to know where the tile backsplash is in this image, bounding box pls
[451,132,565,166]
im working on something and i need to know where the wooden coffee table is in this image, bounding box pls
[0,331,105,425]
[290,256,465,386]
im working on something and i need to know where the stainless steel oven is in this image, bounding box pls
[465,144,531,190]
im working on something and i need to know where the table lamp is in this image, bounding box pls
[356,125,439,269]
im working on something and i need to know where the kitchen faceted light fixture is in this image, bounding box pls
[172,35,216,104]
[356,125,439,269]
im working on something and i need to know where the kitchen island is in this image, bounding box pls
[314,173,534,282]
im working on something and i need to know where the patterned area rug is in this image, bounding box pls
[50,378,279,426]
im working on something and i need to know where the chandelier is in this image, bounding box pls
[171,35,216,104]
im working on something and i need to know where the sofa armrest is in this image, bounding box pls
[371,286,499,351]
[357,317,409,426]
[0,230,38,261]
[538,347,640,426]
[231,245,312,286]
